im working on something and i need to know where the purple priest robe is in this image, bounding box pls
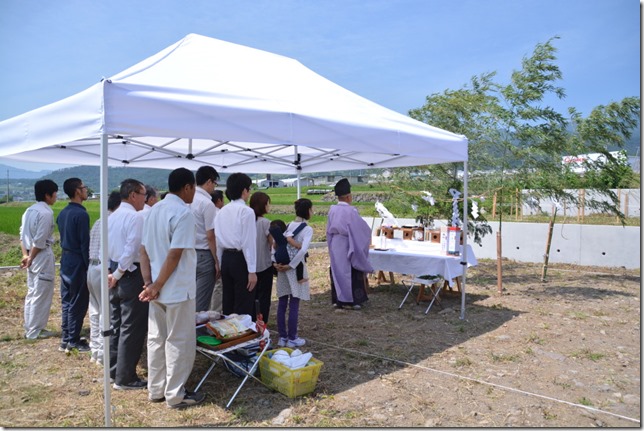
[326,202,374,303]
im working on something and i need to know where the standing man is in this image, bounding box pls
[190,166,220,313]
[56,177,91,351]
[87,190,121,365]
[326,178,373,310]
[210,189,224,213]
[20,179,58,340]
[140,185,158,216]
[214,173,257,317]
[139,167,204,409]
[107,179,149,390]
[209,189,225,313]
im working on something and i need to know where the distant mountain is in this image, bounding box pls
[617,122,641,157]
[0,164,52,179]
[41,166,175,192]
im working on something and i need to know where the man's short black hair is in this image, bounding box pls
[168,168,195,193]
[34,179,58,202]
[108,190,122,212]
[195,166,220,186]
[63,177,83,199]
[225,173,252,201]
[211,189,224,204]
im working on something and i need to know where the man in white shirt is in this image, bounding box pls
[214,172,257,317]
[107,179,148,390]
[211,189,224,213]
[139,167,204,409]
[140,185,158,216]
[190,166,220,313]
[209,189,225,312]
[20,179,58,340]
[86,191,121,365]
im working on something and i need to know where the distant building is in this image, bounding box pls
[305,174,367,186]
[282,177,315,187]
[561,150,627,174]
[253,178,286,188]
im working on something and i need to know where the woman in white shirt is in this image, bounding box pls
[249,191,274,323]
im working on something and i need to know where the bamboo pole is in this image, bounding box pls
[617,189,622,223]
[515,188,519,221]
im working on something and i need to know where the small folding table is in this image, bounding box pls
[194,328,271,409]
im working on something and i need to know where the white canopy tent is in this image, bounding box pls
[0,34,469,426]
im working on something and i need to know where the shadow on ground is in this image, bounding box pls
[187,279,518,422]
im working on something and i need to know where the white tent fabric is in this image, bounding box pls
[0,33,470,426]
[0,33,467,172]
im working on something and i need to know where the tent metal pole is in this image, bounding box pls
[460,160,469,320]
[294,145,301,198]
[100,133,112,427]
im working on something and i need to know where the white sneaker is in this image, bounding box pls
[277,337,288,347]
[286,337,306,348]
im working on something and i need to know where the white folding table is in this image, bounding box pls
[369,239,477,314]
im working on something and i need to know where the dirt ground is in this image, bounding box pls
[0,246,640,427]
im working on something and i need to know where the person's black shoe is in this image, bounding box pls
[113,379,148,390]
[58,342,68,352]
[169,391,205,409]
[149,396,165,403]
[66,339,90,352]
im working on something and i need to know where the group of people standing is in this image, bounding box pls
[19,170,373,410]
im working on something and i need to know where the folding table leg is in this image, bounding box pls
[224,338,271,409]
[194,359,218,392]
[398,280,416,309]
[424,283,444,315]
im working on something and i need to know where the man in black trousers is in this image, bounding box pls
[107,179,149,390]
[56,177,90,352]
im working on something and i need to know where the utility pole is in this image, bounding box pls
[6,169,9,204]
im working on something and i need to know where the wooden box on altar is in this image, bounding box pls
[402,227,424,241]
[376,226,395,239]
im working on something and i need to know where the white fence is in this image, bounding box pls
[522,189,640,218]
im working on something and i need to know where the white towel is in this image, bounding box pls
[271,349,313,369]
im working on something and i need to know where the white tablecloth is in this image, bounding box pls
[369,238,477,286]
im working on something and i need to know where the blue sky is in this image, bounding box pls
[0,0,640,170]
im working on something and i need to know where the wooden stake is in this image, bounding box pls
[541,211,556,282]
[492,192,497,219]
[496,231,503,294]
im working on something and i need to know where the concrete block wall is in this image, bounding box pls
[363,217,640,270]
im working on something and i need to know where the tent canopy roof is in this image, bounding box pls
[0,33,467,174]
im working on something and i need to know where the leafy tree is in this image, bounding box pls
[399,36,639,287]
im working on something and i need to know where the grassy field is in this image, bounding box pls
[0,186,380,236]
